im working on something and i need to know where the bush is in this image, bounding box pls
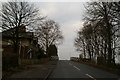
[2,53,18,71]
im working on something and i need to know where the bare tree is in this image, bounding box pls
[1,2,44,54]
[75,2,120,66]
[35,19,63,56]
[74,30,86,58]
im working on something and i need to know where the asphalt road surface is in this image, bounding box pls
[48,60,120,80]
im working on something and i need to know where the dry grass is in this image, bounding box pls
[2,58,50,78]
[2,64,32,78]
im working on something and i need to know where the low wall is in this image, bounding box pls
[20,58,50,65]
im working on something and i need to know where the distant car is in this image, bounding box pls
[50,56,59,61]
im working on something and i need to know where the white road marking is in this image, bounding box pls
[85,74,96,80]
[73,66,80,71]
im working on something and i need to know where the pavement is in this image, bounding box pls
[48,60,120,80]
[2,61,57,80]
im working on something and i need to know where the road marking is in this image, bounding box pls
[85,74,96,80]
[73,66,80,71]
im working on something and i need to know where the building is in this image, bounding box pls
[1,26,39,59]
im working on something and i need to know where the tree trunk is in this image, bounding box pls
[102,2,113,66]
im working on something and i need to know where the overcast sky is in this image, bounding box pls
[34,2,86,60]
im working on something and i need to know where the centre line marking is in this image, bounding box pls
[85,74,96,80]
[73,66,80,71]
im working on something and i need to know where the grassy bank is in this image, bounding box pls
[2,58,50,78]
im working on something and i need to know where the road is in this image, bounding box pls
[48,60,120,80]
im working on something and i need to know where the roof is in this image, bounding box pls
[2,25,26,33]
[1,26,36,39]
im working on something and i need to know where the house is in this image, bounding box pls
[1,26,39,59]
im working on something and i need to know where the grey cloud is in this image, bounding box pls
[34,2,85,60]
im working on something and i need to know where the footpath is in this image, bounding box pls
[2,61,57,80]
